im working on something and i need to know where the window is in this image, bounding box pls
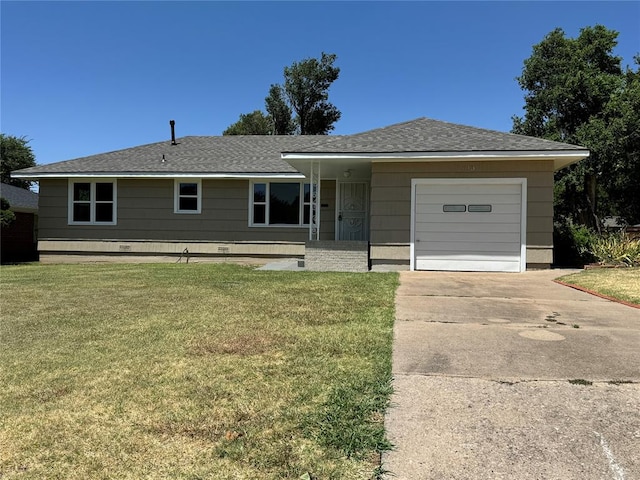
[253,183,267,223]
[250,181,311,226]
[443,204,466,213]
[303,183,311,225]
[174,179,201,214]
[468,204,492,213]
[68,180,116,225]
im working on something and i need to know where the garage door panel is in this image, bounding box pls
[416,193,521,205]
[416,213,521,224]
[419,252,521,261]
[416,258,521,273]
[417,184,521,195]
[417,241,521,253]
[415,203,522,214]
[415,222,521,234]
[417,191,521,200]
[417,232,521,244]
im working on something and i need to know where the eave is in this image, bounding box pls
[282,149,590,171]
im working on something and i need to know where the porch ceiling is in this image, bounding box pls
[285,157,372,180]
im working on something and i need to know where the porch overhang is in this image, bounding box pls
[281,149,590,172]
[282,156,373,241]
[281,155,373,180]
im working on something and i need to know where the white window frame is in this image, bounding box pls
[68,179,117,225]
[249,180,310,228]
[174,179,202,214]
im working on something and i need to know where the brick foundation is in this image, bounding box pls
[305,241,369,272]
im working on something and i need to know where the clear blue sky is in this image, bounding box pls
[1,1,638,166]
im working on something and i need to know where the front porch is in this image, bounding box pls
[301,157,373,272]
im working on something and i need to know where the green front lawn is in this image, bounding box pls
[0,263,398,479]
[558,267,640,305]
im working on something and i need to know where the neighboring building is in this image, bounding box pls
[627,225,640,240]
[0,183,39,263]
[11,118,590,272]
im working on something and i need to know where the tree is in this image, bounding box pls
[588,57,640,223]
[223,52,341,136]
[282,52,341,135]
[0,197,15,228]
[1,134,36,189]
[265,84,295,135]
[513,25,640,227]
[223,110,273,135]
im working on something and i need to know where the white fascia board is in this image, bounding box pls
[12,172,306,180]
[282,150,589,161]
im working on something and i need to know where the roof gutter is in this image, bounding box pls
[11,172,306,180]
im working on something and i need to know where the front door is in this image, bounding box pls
[338,182,369,241]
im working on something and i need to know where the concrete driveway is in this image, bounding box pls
[383,270,640,480]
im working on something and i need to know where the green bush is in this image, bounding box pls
[572,224,597,257]
[553,221,596,266]
[588,232,640,267]
[0,197,15,228]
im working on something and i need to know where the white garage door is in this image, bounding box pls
[412,179,526,272]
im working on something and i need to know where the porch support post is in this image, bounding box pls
[309,161,321,241]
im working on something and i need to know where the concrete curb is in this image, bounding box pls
[553,279,640,309]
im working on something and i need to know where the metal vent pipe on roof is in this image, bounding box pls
[170,120,177,145]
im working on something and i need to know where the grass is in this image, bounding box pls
[0,263,398,479]
[568,379,593,386]
[557,267,640,305]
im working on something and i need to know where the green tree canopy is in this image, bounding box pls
[1,134,36,189]
[513,25,640,227]
[224,52,341,136]
[282,52,341,135]
[223,110,273,135]
[1,197,16,228]
[265,84,296,135]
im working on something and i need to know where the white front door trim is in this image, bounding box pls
[410,178,527,272]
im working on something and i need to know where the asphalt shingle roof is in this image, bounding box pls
[13,118,587,176]
[0,183,39,211]
[288,118,586,153]
[14,136,338,176]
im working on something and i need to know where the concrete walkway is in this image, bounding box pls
[383,270,640,479]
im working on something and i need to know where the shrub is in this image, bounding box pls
[553,220,596,266]
[0,197,15,228]
[588,232,640,267]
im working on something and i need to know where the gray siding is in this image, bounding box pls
[39,178,337,242]
[370,160,554,248]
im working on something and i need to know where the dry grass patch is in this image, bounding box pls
[189,332,286,356]
[558,267,640,305]
[0,263,397,479]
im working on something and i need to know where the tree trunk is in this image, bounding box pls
[584,174,601,233]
